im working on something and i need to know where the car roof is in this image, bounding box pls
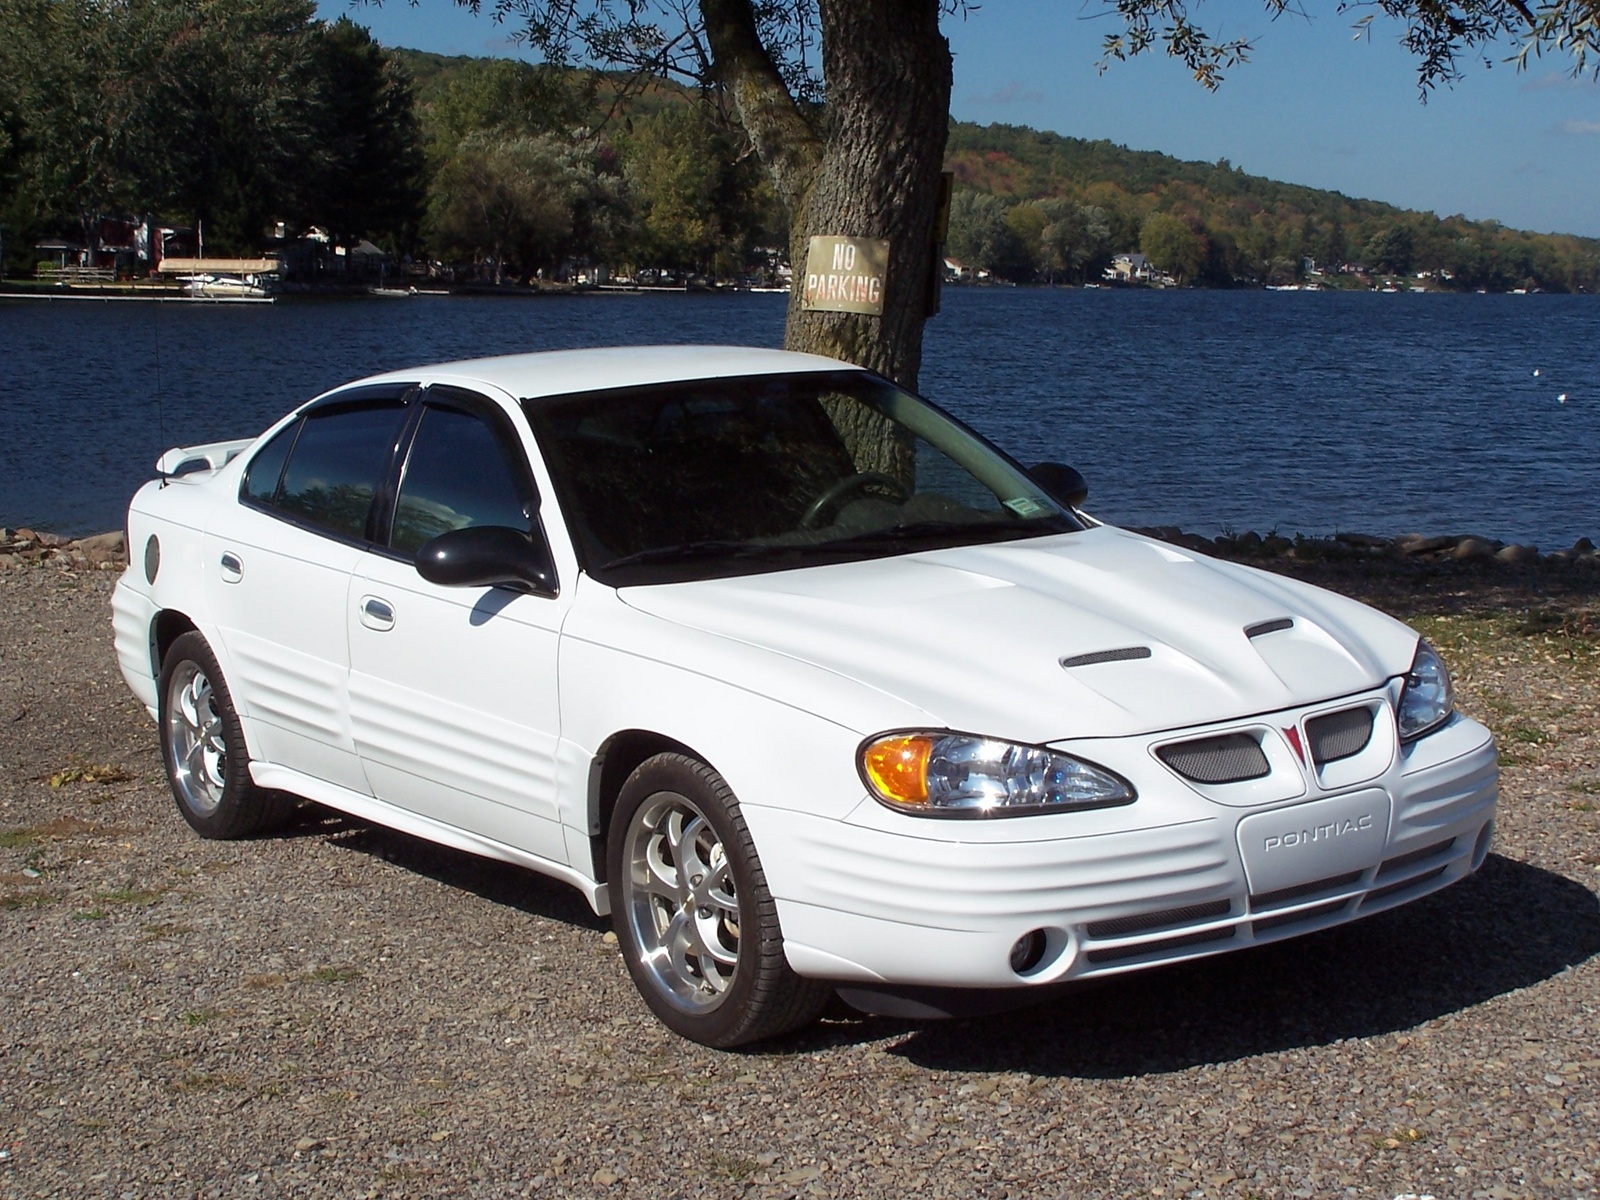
[354,345,866,403]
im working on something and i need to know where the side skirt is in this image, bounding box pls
[249,762,610,916]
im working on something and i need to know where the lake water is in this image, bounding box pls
[2,288,1596,545]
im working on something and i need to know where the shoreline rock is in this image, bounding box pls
[3,523,1597,575]
[0,527,127,571]
[1130,526,1598,569]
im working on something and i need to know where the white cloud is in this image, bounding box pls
[1558,119,1600,135]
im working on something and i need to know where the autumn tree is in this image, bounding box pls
[1140,212,1203,284]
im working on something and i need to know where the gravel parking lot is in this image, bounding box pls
[2,560,1597,1200]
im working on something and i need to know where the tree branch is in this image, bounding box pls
[699,0,822,210]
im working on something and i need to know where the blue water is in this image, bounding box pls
[2,288,1596,544]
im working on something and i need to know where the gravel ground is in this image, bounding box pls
[1,559,1597,1200]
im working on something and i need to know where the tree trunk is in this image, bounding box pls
[703,0,952,393]
[783,1,952,394]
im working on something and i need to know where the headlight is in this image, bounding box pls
[859,731,1135,818]
[1397,640,1453,741]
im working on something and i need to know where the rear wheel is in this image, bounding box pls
[158,631,291,839]
[607,753,831,1047]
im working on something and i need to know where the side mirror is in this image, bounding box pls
[1028,462,1089,509]
[416,526,559,597]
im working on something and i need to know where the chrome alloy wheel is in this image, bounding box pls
[164,661,228,816]
[620,791,742,1013]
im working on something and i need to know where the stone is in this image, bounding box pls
[77,531,127,565]
[1399,535,1457,556]
[1452,537,1495,562]
[1573,537,1596,557]
[1334,532,1390,548]
[1496,544,1539,564]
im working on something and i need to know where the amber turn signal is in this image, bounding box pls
[861,735,932,806]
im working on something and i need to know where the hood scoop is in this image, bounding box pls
[1060,646,1152,669]
[1245,617,1295,638]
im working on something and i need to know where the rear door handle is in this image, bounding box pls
[359,595,395,632]
[219,552,243,583]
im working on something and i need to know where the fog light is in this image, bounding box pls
[1008,929,1047,974]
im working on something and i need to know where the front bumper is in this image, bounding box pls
[756,698,1498,993]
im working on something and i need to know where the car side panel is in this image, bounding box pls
[201,502,369,795]
[348,551,568,863]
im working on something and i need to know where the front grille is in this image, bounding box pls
[1252,898,1349,934]
[1085,926,1235,964]
[1377,838,1454,879]
[1086,898,1232,939]
[1250,870,1363,911]
[1362,865,1448,906]
[1158,733,1270,784]
[1306,707,1374,764]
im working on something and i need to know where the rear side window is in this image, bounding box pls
[242,422,298,505]
[272,403,408,540]
[390,403,535,556]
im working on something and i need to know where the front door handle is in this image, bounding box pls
[219,552,243,583]
[359,595,395,632]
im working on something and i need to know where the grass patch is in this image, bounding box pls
[0,816,99,848]
[708,1152,761,1182]
[96,886,163,908]
[309,965,360,984]
[141,921,192,941]
[182,1008,221,1026]
[1,890,62,910]
[245,973,286,990]
[1567,800,1599,814]
[170,1072,247,1094]
[1569,780,1600,795]
[73,908,108,921]
[1503,726,1556,746]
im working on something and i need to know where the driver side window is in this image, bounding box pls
[390,403,535,556]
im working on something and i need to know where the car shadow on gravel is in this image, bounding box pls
[289,806,605,931]
[834,855,1600,1076]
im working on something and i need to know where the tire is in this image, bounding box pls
[158,631,291,839]
[607,753,832,1048]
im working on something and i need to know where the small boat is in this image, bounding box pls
[180,273,273,299]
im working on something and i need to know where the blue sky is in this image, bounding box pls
[321,1,1600,238]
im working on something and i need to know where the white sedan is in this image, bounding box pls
[112,346,1498,1046]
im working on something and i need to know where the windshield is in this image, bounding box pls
[524,370,1081,585]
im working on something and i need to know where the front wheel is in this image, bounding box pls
[607,753,831,1047]
[158,631,291,839]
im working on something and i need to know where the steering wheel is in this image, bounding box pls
[800,471,910,529]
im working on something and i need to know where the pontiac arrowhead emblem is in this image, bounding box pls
[1284,726,1307,765]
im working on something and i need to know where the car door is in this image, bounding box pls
[347,386,569,863]
[202,386,412,794]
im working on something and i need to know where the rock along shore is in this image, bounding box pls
[6,523,1595,574]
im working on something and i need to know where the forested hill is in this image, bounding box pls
[3,7,1593,294]
[384,46,1597,292]
[940,121,1600,291]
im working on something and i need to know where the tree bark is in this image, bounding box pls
[703,0,952,394]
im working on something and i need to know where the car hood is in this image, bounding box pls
[616,526,1421,743]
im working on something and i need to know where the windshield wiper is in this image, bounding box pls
[597,539,798,572]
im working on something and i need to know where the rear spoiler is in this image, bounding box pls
[156,437,257,481]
